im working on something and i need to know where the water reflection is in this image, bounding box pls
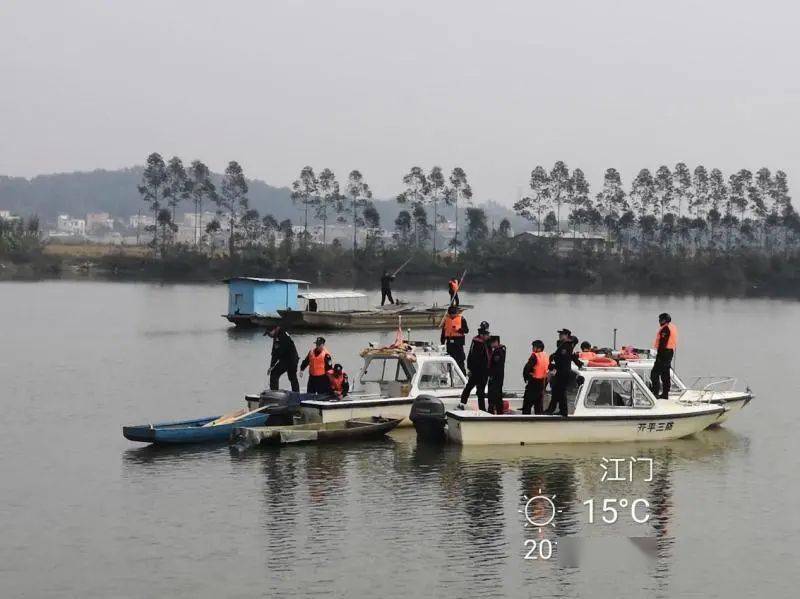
[122,442,230,468]
[118,423,748,597]
[259,449,301,575]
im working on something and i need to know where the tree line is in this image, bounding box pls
[136,154,478,257]
[138,154,798,261]
[514,161,798,251]
[137,153,248,255]
[0,215,41,258]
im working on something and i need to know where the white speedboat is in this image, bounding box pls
[608,349,753,425]
[428,369,729,446]
[246,341,522,426]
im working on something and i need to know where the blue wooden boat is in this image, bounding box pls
[123,412,270,445]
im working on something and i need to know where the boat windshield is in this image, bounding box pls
[585,378,654,408]
[628,364,685,391]
[361,357,414,384]
[418,361,467,390]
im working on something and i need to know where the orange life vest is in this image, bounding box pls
[449,279,459,293]
[654,323,678,351]
[578,351,598,361]
[307,348,331,376]
[327,370,346,395]
[442,313,464,338]
[530,350,549,379]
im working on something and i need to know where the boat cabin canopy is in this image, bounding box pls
[223,277,310,318]
[358,352,467,397]
[569,370,657,415]
[298,291,370,312]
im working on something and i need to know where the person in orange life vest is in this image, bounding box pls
[448,276,460,306]
[651,312,678,399]
[440,305,469,374]
[486,336,506,415]
[522,339,549,415]
[300,336,333,394]
[460,321,491,411]
[326,363,349,399]
[578,341,598,361]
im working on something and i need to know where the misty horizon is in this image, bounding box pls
[2,0,798,207]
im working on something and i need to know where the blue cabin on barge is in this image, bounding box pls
[223,277,309,327]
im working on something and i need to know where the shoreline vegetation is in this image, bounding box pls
[3,241,800,299]
[2,154,800,298]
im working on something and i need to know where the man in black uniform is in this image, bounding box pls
[264,324,300,392]
[460,321,491,411]
[545,328,583,417]
[440,305,469,374]
[380,270,395,306]
[487,335,506,415]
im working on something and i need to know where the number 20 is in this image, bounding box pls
[524,539,553,560]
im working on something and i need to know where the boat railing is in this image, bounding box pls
[687,376,738,392]
[680,376,743,403]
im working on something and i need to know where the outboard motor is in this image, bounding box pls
[410,395,447,443]
[250,390,304,425]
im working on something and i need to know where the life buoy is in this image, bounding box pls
[587,357,617,367]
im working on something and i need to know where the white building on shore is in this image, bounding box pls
[56,214,86,237]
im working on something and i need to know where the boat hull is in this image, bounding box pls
[712,395,750,424]
[675,391,753,426]
[277,306,471,330]
[122,413,270,445]
[223,314,282,328]
[300,398,416,426]
[446,408,726,446]
[231,417,402,449]
[298,395,523,426]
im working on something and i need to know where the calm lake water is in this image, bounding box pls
[0,281,797,598]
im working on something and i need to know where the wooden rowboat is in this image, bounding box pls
[122,412,270,445]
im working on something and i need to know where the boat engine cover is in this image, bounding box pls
[409,394,447,443]
[257,390,305,424]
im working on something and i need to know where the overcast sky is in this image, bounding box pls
[1,0,798,204]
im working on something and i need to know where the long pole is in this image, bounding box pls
[392,257,412,277]
[452,269,467,306]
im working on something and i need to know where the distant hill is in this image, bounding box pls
[0,167,294,222]
[0,167,528,230]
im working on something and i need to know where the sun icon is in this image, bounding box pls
[519,489,561,531]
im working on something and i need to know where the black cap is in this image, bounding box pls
[315,336,326,345]
[448,305,458,315]
[478,320,490,332]
[333,363,343,371]
[658,312,671,323]
[557,328,572,336]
